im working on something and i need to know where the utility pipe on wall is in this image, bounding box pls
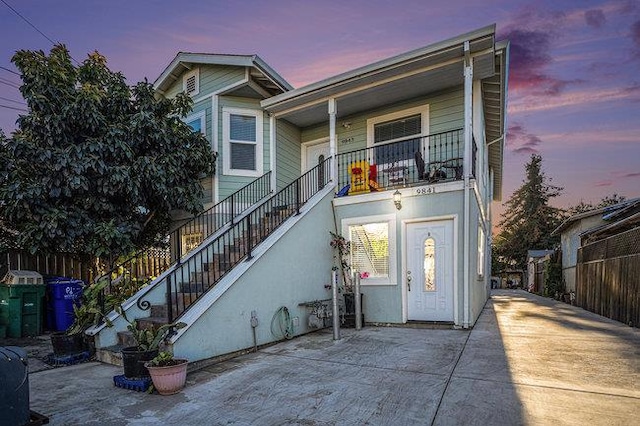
[332,270,341,340]
[354,271,362,330]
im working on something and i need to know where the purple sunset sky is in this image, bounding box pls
[1,0,639,225]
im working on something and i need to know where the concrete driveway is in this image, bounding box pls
[28,290,640,425]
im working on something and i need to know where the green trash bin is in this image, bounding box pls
[0,270,46,337]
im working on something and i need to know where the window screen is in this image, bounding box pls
[230,143,256,170]
[229,114,257,171]
[374,114,421,143]
[230,114,256,142]
[188,118,202,133]
[349,223,389,278]
[374,114,421,164]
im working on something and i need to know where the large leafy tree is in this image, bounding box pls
[493,154,563,271]
[0,45,216,263]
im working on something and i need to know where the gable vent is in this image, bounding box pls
[183,68,200,96]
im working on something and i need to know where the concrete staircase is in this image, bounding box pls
[95,206,294,366]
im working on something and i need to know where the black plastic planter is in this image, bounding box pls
[121,347,158,378]
[50,332,86,356]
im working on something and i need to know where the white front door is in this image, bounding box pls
[303,140,330,173]
[406,220,454,322]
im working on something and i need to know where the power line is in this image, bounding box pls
[0,96,25,105]
[0,77,20,89]
[0,65,20,76]
[0,103,27,112]
[0,0,79,65]
[1,0,57,46]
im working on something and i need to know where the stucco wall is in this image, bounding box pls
[173,189,336,362]
[333,185,466,324]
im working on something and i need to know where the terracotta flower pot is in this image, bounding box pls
[145,359,188,395]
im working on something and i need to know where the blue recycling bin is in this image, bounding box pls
[45,277,84,332]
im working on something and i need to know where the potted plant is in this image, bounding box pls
[145,351,188,395]
[117,306,186,379]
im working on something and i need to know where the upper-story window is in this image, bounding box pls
[222,107,263,177]
[183,68,200,97]
[186,111,205,135]
[367,105,429,166]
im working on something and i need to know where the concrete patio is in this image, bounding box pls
[27,290,640,425]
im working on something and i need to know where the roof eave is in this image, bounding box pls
[262,24,496,110]
[153,52,292,95]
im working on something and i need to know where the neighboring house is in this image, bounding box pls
[553,198,640,326]
[90,25,509,363]
[526,249,554,293]
[552,198,640,293]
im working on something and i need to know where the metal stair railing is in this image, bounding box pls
[164,157,332,322]
[97,171,273,314]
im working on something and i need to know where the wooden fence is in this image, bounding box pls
[576,227,640,328]
[1,250,93,283]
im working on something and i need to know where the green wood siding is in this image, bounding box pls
[163,65,246,99]
[299,87,464,155]
[217,96,271,200]
[276,119,301,190]
[163,65,248,205]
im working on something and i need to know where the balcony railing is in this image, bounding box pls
[335,128,469,195]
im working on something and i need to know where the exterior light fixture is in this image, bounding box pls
[393,190,402,210]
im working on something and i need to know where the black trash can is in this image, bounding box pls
[0,346,29,426]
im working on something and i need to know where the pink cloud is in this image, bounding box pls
[284,47,402,87]
[509,84,640,114]
[507,122,542,155]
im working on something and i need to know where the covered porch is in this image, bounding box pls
[262,24,507,200]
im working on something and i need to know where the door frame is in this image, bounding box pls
[301,137,330,172]
[401,215,459,324]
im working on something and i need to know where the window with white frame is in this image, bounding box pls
[183,68,200,97]
[343,215,396,285]
[186,111,205,135]
[182,232,203,257]
[367,105,429,166]
[222,108,263,177]
[477,225,485,278]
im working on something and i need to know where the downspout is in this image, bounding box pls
[328,98,337,183]
[270,114,277,192]
[463,41,473,328]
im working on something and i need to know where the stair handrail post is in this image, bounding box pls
[295,178,301,215]
[166,274,174,323]
[246,214,253,260]
[230,192,235,225]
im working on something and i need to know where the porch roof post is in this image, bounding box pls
[269,114,277,192]
[463,40,473,328]
[328,98,337,183]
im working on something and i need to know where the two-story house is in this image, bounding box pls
[90,25,509,364]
